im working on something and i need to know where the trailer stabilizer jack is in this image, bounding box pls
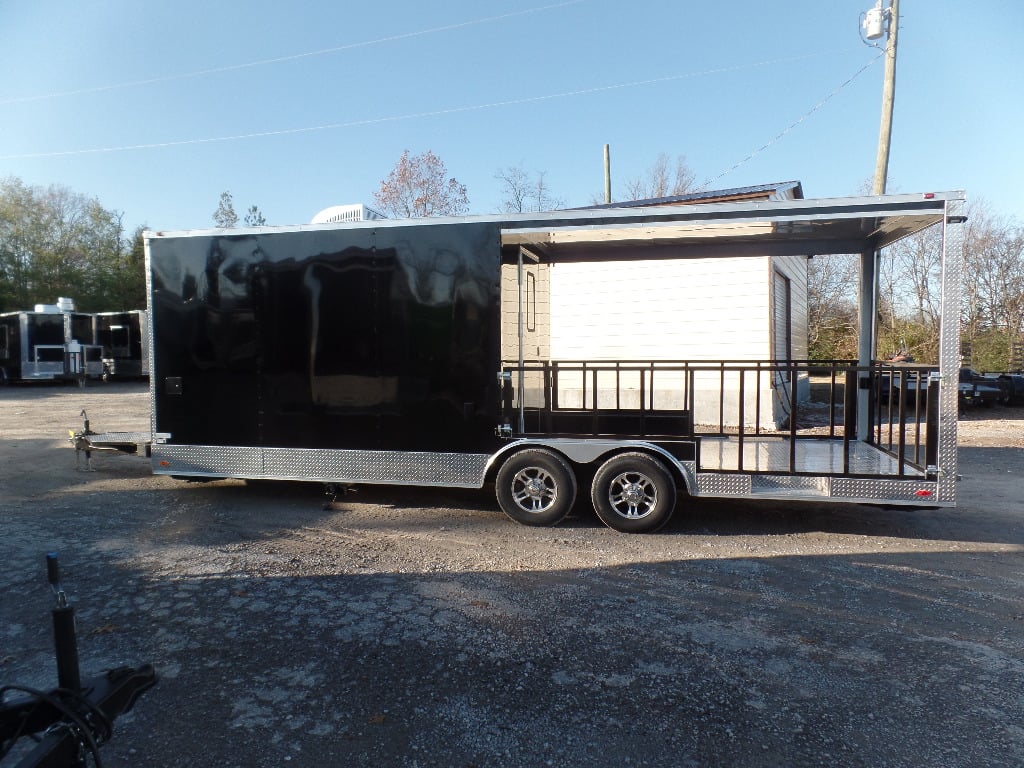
[68,409,153,470]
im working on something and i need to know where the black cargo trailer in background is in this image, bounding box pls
[139,192,966,532]
[93,310,149,380]
[67,312,94,347]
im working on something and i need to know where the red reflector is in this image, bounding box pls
[923,193,935,199]
[915,489,933,497]
[159,460,171,467]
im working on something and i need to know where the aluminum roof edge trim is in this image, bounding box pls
[500,206,948,238]
[143,191,965,241]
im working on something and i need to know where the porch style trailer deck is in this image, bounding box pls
[86,191,963,532]
[0,305,103,384]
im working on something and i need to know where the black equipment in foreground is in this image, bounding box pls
[0,554,157,767]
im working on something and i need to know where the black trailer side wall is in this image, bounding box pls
[149,222,503,453]
[28,314,65,360]
[95,311,147,376]
[67,313,94,345]
[0,314,21,377]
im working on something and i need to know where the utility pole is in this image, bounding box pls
[603,144,612,204]
[871,0,899,195]
[858,0,899,441]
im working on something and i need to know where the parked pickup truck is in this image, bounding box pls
[959,368,1003,408]
[878,366,931,404]
[995,373,1024,405]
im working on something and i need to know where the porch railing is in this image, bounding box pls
[499,359,939,478]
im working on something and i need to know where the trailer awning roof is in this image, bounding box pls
[498,191,963,261]
[147,191,964,263]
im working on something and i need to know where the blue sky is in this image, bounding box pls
[1,0,1021,233]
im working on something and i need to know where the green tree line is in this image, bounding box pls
[0,176,146,313]
[6,163,1021,374]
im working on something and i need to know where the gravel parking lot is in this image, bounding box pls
[2,382,1023,767]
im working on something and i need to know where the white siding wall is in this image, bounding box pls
[771,253,811,413]
[549,257,783,427]
[550,258,770,360]
[772,254,809,360]
[500,262,550,362]
[501,262,551,408]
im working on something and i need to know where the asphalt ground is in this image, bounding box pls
[1,383,1022,767]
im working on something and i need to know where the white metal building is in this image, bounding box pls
[505,183,809,429]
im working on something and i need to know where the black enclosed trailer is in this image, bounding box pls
[93,310,149,380]
[132,192,965,532]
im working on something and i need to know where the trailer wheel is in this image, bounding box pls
[495,449,576,527]
[591,453,676,533]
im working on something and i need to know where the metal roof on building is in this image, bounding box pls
[583,181,805,210]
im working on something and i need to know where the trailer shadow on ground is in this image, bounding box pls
[6,445,1022,550]
[11,476,1012,553]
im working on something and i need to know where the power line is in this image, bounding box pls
[698,50,885,191]
[0,0,586,106]
[0,49,869,161]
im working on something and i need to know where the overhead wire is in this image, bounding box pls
[697,49,885,190]
[0,0,586,106]
[0,49,875,161]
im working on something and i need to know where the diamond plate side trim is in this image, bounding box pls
[751,475,829,494]
[936,199,965,503]
[831,477,938,502]
[87,432,153,445]
[152,444,263,476]
[696,473,752,496]
[151,444,490,488]
[264,448,489,487]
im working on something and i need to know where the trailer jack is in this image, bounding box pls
[68,409,153,470]
[69,409,100,471]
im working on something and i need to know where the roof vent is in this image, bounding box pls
[311,204,386,224]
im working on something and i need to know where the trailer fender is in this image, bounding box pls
[485,439,697,495]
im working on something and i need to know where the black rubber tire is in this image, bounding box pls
[495,449,577,527]
[590,452,677,533]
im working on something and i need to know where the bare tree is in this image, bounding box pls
[213,191,239,228]
[961,204,1024,370]
[496,165,529,214]
[496,165,563,213]
[374,150,469,218]
[532,172,562,212]
[622,153,696,201]
[807,254,860,360]
[870,199,1023,368]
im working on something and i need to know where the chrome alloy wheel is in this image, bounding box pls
[510,467,558,513]
[606,471,657,519]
